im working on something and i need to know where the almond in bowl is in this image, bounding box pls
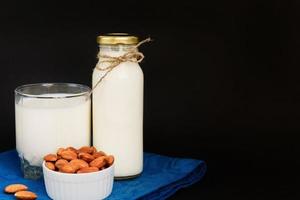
[42,146,114,200]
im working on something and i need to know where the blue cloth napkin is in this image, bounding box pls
[0,150,206,200]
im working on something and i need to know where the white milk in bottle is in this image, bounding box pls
[93,34,144,179]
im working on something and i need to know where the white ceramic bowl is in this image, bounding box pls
[42,162,114,200]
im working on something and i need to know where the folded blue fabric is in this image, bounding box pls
[0,150,206,200]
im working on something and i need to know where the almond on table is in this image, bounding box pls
[4,184,28,194]
[14,191,37,200]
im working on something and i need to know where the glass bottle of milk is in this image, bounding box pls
[92,34,143,179]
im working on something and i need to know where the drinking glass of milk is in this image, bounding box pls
[15,83,91,179]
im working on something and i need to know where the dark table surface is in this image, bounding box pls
[168,150,298,200]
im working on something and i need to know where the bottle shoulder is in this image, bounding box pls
[93,62,143,82]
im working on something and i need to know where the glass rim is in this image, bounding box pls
[15,83,91,99]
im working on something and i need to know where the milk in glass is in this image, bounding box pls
[15,83,91,179]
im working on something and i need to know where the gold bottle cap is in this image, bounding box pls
[97,33,139,45]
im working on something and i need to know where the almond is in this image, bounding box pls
[15,191,37,200]
[61,150,77,161]
[43,154,57,162]
[89,156,106,168]
[77,167,99,174]
[105,155,115,166]
[69,159,89,171]
[78,146,93,154]
[90,146,97,154]
[55,159,69,169]
[57,148,65,156]
[59,163,76,173]
[4,184,28,193]
[45,162,55,171]
[66,146,78,154]
[93,151,106,159]
[78,152,94,162]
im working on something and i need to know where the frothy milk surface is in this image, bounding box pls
[15,93,91,166]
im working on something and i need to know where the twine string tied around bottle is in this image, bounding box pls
[89,37,151,95]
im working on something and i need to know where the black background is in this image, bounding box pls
[0,0,299,199]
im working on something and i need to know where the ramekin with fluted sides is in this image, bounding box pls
[42,161,114,200]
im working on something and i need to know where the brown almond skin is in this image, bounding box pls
[57,148,65,156]
[45,162,56,171]
[55,159,69,169]
[70,159,89,171]
[77,167,99,174]
[43,154,57,162]
[66,147,78,154]
[78,152,94,162]
[60,150,77,161]
[105,155,115,166]
[90,146,97,154]
[89,156,106,168]
[59,163,76,173]
[4,184,28,193]
[15,191,37,200]
[93,151,106,159]
[78,146,93,154]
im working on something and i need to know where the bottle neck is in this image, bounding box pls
[98,44,136,57]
